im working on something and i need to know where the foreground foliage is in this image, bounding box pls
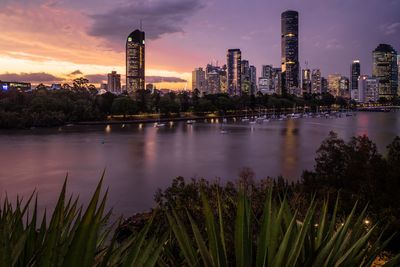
[167,186,400,267]
[0,175,163,267]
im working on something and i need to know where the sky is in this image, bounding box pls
[0,0,399,89]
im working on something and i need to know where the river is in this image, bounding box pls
[0,111,399,216]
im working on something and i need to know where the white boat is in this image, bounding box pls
[186,120,196,124]
[241,117,250,122]
[222,118,228,123]
[263,118,270,123]
[249,121,256,125]
[154,122,166,128]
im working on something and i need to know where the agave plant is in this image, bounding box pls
[167,188,400,267]
[0,174,163,267]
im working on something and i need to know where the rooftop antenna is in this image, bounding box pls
[305,60,309,69]
[140,20,143,31]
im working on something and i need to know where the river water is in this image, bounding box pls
[0,111,399,216]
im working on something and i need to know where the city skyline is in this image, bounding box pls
[0,0,399,89]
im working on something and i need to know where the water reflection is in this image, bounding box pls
[0,112,399,216]
[280,119,299,179]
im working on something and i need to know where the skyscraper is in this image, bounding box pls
[227,49,242,96]
[398,55,400,95]
[107,71,121,94]
[350,60,360,96]
[311,69,321,94]
[126,29,145,95]
[339,76,350,98]
[281,10,299,95]
[241,60,250,94]
[372,44,398,99]
[301,69,311,94]
[249,65,257,95]
[192,68,207,94]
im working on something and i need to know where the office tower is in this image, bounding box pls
[258,65,280,95]
[281,10,299,95]
[249,65,257,95]
[272,68,282,94]
[327,74,342,96]
[192,68,207,95]
[227,49,242,96]
[261,65,273,79]
[339,76,350,98]
[126,29,145,95]
[311,69,321,94]
[372,44,398,99]
[350,60,360,96]
[241,60,251,94]
[206,71,220,94]
[302,69,311,94]
[357,75,379,103]
[107,71,121,94]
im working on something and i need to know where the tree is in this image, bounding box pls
[73,77,89,90]
[111,97,139,117]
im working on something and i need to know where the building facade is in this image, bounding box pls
[227,49,242,96]
[357,75,379,103]
[327,74,342,96]
[192,68,207,95]
[0,81,31,92]
[339,76,350,98]
[126,29,145,95]
[372,44,398,99]
[350,60,360,97]
[107,71,121,94]
[249,65,257,95]
[281,10,299,95]
[311,69,321,94]
[302,68,311,94]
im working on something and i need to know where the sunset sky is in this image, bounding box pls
[0,0,399,89]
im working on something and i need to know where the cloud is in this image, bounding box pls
[0,72,63,83]
[325,39,344,50]
[146,76,187,83]
[84,74,107,84]
[83,74,187,84]
[88,0,205,47]
[380,22,400,35]
[68,70,83,76]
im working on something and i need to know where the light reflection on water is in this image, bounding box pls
[0,111,398,216]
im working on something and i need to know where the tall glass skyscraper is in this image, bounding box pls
[281,10,299,95]
[372,44,398,99]
[350,60,360,95]
[126,29,145,95]
[227,49,242,96]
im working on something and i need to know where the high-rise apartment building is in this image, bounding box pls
[372,44,398,99]
[107,71,121,94]
[227,49,242,96]
[126,29,145,95]
[281,10,299,95]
